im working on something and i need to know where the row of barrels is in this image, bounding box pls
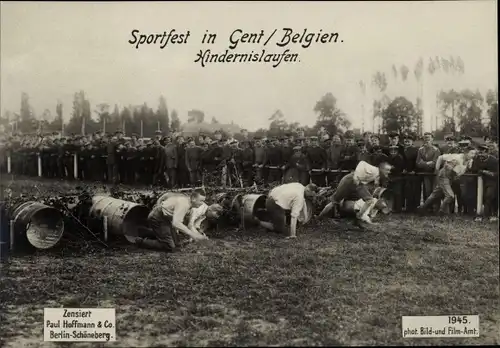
[2,192,315,251]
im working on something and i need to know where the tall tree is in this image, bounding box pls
[372,71,388,133]
[268,109,288,136]
[313,92,350,135]
[381,97,416,134]
[170,109,180,132]
[95,103,110,133]
[456,89,485,136]
[157,96,170,133]
[399,65,409,81]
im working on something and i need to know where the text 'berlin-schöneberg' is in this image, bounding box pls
[128,28,342,67]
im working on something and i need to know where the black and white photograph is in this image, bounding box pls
[0,1,498,346]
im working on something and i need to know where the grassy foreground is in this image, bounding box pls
[0,178,499,346]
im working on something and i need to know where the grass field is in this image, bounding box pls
[1,177,499,347]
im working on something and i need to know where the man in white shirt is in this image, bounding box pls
[255,182,318,239]
[135,191,208,251]
[418,147,477,215]
[318,161,392,224]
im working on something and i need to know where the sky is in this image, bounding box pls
[1,1,497,133]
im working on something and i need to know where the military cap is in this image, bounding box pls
[214,129,222,134]
[423,132,433,137]
[478,144,489,151]
[115,130,123,134]
[362,131,372,137]
[389,145,399,149]
[370,134,380,140]
[403,134,415,141]
[229,140,239,145]
[309,136,319,141]
[445,135,456,141]
[388,132,399,138]
[131,133,139,137]
[293,145,302,151]
[296,136,305,141]
[356,139,365,145]
[186,137,194,142]
[372,145,382,151]
[94,130,102,134]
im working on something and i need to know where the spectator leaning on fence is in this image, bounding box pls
[472,144,498,222]
[417,146,477,216]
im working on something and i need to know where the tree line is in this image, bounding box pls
[0,54,497,140]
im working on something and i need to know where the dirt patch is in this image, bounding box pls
[1,177,499,346]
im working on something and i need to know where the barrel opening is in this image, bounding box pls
[26,207,65,249]
[252,195,268,221]
[122,205,150,237]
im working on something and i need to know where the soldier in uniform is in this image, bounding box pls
[402,134,420,212]
[441,135,460,154]
[387,145,405,212]
[266,137,283,185]
[253,136,267,185]
[339,133,359,171]
[164,136,178,188]
[306,136,327,186]
[280,136,293,183]
[484,135,498,158]
[124,140,138,184]
[458,137,475,215]
[363,132,373,152]
[239,140,255,186]
[371,145,389,167]
[416,132,441,206]
[472,144,498,222]
[369,134,381,151]
[284,145,310,185]
[220,136,233,187]
[240,129,250,142]
[176,135,189,188]
[185,137,202,187]
[357,139,372,163]
[326,134,343,185]
[385,132,405,158]
[106,130,121,185]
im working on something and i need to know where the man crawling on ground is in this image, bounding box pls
[253,182,318,239]
[134,191,221,252]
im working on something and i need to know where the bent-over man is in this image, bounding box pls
[255,182,318,239]
[318,161,392,224]
[135,191,208,252]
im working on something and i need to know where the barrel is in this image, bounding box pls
[11,201,65,249]
[89,196,150,237]
[240,194,268,223]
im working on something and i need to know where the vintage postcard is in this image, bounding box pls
[0,1,498,346]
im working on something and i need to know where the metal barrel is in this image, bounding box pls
[89,196,150,237]
[11,201,65,249]
[240,194,268,223]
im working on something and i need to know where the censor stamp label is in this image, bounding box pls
[402,315,479,338]
[44,308,116,342]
